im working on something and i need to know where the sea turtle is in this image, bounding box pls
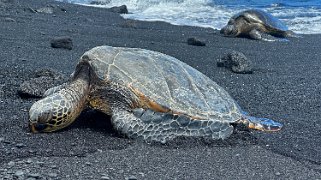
[29,46,282,143]
[220,9,296,41]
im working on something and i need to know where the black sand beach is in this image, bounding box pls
[0,0,320,179]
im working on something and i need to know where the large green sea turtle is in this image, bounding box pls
[220,9,296,41]
[29,46,282,143]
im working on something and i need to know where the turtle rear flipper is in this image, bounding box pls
[111,108,234,143]
[238,115,283,132]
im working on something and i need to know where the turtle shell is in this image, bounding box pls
[80,46,242,122]
[233,9,288,31]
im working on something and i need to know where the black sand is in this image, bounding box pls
[0,0,320,179]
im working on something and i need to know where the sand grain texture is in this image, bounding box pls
[0,0,320,179]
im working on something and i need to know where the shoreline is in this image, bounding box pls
[0,0,320,179]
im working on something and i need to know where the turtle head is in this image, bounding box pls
[29,61,91,133]
[29,94,78,133]
[220,24,239,37]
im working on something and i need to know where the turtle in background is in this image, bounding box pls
[29,46,282,143]
[220,9,297,41]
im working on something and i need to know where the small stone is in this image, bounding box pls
[16,143,26,148]
[127,175,137,180]
[36,161,44,165]
[187,37,206,46]
[50,36,73,50]
[2,139,11,144]
[48,173,58,178]
[275,172,281,176]
[101,176,110,180]
[14,170,24,177]
[85,162,92,166]
[4,17,15,22]
[217,50,253,74]
[50,165,58,169]
[36,6,54,14]
[28,173,42,179]
[7,161,15,166]
[28,149,36,153]
[26,159,33,164]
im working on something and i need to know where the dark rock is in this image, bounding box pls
[18,69,67,98]
[187,37,206,46]
[217,51,253,74]
[18,76,55,98]
[25,5,66,14]
[50,36,73,50]
[108,5,128,14]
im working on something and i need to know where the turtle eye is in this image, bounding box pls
[33,123,48,132]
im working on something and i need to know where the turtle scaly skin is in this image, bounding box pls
[29,46,282,143]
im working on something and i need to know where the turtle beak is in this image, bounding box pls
[29,123,48,133]
[29,123,38,133]
[220,25,236,36]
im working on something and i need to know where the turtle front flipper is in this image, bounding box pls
[238,115,283,132]
[29,65,90,133]
[111,108,234,143]
[249,29,289,42]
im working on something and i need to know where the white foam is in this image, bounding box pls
[57,0,321,34]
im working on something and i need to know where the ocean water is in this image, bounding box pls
[57,0,321,34]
